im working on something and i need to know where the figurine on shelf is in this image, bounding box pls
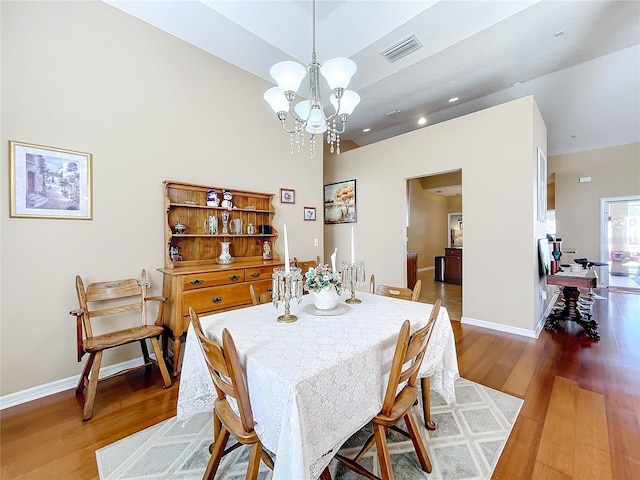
[263,240,272,260]
[221,190,234,210]
[206,189,220,207]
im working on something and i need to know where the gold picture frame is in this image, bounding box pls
[10,140,93,219]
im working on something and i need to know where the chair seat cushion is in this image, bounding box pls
[83,325,164,352]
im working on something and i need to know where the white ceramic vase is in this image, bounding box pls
[310,287,340,310]
[218,241,233,264]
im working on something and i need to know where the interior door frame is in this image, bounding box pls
[600,195,640,287]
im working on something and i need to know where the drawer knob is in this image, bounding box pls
[229,275,240,281]
[190,279,204,286]
[211,296,223,304]
[251,272,261,278]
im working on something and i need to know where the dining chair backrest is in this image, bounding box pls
[294,255,321,274]
[190,307,254,433]
[249,283,272,306]
[371,275,422,302]
[382,299,440,414]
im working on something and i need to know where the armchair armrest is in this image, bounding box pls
[69,308,85,362]
[144,296,167,326]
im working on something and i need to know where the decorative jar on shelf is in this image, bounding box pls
[217,241,233,264]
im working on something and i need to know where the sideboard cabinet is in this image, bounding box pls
[444,248,462,285]
[158,180,282,375]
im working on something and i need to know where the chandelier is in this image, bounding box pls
[263,0,360,158]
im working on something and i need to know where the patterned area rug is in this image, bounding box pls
[96,378,522,480]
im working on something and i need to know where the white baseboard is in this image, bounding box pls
[461,316,540,338]
[418,266,434,272]
[0,357,150,410]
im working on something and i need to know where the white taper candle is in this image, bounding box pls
[350,227,355,264]
[283,223,290,273]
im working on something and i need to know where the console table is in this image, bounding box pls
[545,269,599,339]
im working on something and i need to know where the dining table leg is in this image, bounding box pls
[420,377,436,430]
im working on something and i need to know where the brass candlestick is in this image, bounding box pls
[341,261,365,304]
[272,266,303,322]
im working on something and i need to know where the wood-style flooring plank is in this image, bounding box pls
[574,388,612,479]
[533,376,578,477]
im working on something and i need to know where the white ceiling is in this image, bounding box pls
[104,0,640,157]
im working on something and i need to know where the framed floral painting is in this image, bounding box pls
[324,179,356,224]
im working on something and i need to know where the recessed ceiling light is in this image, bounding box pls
[512,81,523,87]
[554,30,565,37]
[363,128,371,133]
[448,97,459,103]
[418,117,427,125]
[384,109,400,116]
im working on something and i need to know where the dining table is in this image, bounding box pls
[177,291,459,480]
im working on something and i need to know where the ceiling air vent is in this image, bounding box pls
[381,34,422,63]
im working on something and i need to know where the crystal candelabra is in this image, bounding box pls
[272,266,303,323]
[341,261,365,304]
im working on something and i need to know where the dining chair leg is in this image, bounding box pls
[82,351,102,421]
[140,339,152,373]
[246,443,263,480]
[373,423,394,480]
[213,411,222,441]
[319,467,332,480]
[204,426,230,480]
[76,352,95,394]
[354,433,376,462]
[420,377,436,430]
[404,411,432,473]
[149,337,172,388]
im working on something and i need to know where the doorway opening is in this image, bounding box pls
[406,169,462,319]
[600,196,640,291]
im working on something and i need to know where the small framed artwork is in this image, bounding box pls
[9,140,93,219]
[304,206,316,221]
[280,188,295,204]
[324,179,356,224]
[537,148,547,222]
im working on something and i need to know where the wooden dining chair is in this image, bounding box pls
[371,274,422,302]
[335,308,439,480]
[70,269,172,421]
[189,307,274,480]
[249,283,272,306]
[294,255,321,273]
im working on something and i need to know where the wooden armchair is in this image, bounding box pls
[70,269,172,421]
[370,274,422,302]
[335,304,440,480]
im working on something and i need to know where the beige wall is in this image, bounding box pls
[548,142,640,262]
[407,179,448,270]
[1,1,325,397]
[325,96,548,335]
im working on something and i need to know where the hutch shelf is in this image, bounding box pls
[158,180,282,376]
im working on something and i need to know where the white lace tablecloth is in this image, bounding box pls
[177,292,459,480]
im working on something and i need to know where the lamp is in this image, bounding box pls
[263,0,360,157]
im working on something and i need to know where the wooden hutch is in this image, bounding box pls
[158,180,283,375]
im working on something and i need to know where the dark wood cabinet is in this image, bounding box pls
[444,248,462,285]
[407,252,418,289]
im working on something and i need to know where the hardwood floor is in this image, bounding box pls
[2,278,639,479]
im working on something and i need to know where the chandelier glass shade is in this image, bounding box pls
[263,0,360,157]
